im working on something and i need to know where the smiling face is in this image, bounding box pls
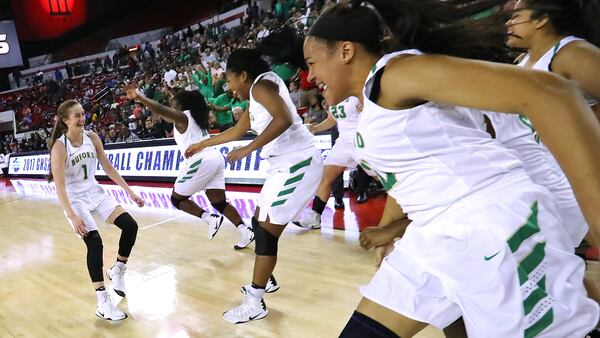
[62,104,85,132]
[225,70,251,101]
[303,37,358,106]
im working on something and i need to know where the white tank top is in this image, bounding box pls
[57,132,99,196]
[173,110,211,154]
[485,36,589,208]
[356,51,525,223]
[330,96,360,138]
[249,71,314,158]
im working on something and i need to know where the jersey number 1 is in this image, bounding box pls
[82,164,88,180]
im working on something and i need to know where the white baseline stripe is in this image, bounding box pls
[141,215,183,230]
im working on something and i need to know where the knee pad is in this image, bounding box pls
[114,213,138,257]
[83,230,104,282]
[171,194,188,210]
[211,200,229,214]
[253,217,279,256]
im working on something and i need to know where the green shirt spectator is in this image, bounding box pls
[193,70,214,100]
[272,63,296,83]
[213,78,227,97]
[209,93,234,126]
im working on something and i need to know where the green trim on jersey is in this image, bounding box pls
[289,157,312,174]
[277,187,296,197]
[506,202,553,337]
[177,159,203,183]
[284,173,305,186]
[507,202,539,253]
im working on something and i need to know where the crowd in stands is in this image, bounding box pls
[1,0,333,156]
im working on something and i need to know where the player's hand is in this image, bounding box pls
[360,226,395,250]
[130,192,145,207]
[185,142,205,158]
[374,242,395,268]
[227,146,251,162]
[123,84,139,100]
[69,214,88,237]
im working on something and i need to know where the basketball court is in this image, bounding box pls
[0,177,451,337]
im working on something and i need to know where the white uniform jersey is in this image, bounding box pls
[330,96,360,138]
[173,110,211,154]
[249,72,314,158]
[356,50,525,223]
[57,132,99,196]
[483,36,591,244]
[485,36,589,209]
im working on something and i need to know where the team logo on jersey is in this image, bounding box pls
[71,151,96,166]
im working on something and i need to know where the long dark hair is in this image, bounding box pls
[310,0,514,62]
[226,27,307,81]
[47,99,80,182]
[523,0,600,47]
[172,90,210,131]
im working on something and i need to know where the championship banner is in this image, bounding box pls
[8,135,333,185]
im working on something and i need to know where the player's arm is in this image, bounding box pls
[123,84,188,131]
[309,110,337,134]
[360,195,410,250]
[551,41,600,120]
[225,80,293,162]
[90,132,143,207]
[238,80,292,153]
[51,140,77,220]
[385,54,600,243]
[51,140,87,236]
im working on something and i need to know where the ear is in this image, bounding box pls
[241,71,249,83]
[533,14,549,30]
[340,41,356,64]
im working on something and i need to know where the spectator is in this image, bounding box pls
[299,68,318,107]
[105,126,119,144]
[55,69,64,82]
[208,111,217,130]
[289,81,302,108]
[139,118,165,139]
[116,127,140,143]
[304,95,326,124]
[208,90,236,131]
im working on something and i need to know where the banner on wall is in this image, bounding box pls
[8,135,334,185]
[0,21,23,68]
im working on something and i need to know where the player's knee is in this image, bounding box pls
[114,213,138,235]
[211,200,229,214]
[253,217,279,256]
[114,213,138,256]
[83,230,103,251]
[171,193,187,210]
[83,230,104,282]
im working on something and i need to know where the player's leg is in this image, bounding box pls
[294,165,345,229]
[206,188,254,250]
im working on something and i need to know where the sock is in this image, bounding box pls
[200,212,210,221]
[249,283,266,298]
[235,221,244,228]
[116,258,127,264]
[96,287,109,304]
[311,196,326,215]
